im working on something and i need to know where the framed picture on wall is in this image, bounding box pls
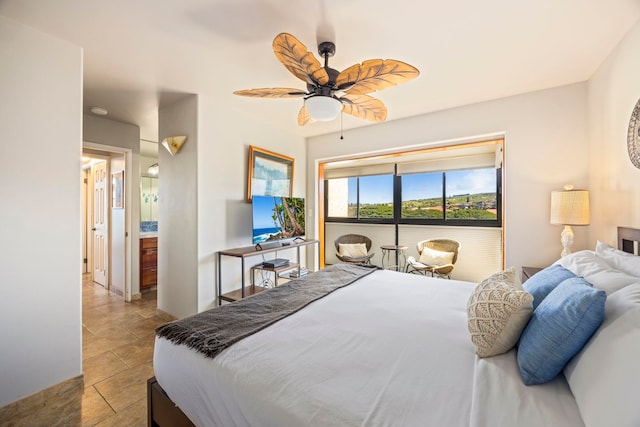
[112,171,124,209]
[247,145,294,201]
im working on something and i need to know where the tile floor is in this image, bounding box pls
[4,274,164,426]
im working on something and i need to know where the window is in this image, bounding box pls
[324,141,502,227]
[400,172,444,219]
[445,169,497,220]
[326,174,394,221]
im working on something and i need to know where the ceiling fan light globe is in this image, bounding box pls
[305,96,342,121]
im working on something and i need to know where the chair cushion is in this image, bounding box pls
[338,243,368,258]
[517,277,606,385]
[419,246,454,266]
[467,268,534,357]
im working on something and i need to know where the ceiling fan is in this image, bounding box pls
[233,33,420,126]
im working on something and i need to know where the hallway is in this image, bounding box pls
[2,275,165,426]
[80,273,163,425]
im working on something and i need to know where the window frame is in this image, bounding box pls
[324,167,502,228]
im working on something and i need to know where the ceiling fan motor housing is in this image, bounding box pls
[318,41,335,58]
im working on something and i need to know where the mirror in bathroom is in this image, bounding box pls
[141,176,158,222]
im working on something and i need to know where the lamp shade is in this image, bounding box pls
[305,96,343,121]
[550,187,590,225]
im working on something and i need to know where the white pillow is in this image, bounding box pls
[564,283,640,427]
[467,268,533,358]
[338,243,368,258]
[596,240,640,278]
[419,246,454,266]
[554,250,638,295]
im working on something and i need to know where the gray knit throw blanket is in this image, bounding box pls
[156,263,379,359]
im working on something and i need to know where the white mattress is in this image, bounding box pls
[154,269,583,427]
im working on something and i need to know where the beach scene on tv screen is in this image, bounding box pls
[252,196,305,244]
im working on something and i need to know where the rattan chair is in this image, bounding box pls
[334,234,375,264]
[406,239,461,279]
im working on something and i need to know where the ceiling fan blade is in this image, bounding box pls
[233,88,307,98]
[297,105,313,126]
[337,59,419,95]
[273,33,329,86]
[340,94,387,122]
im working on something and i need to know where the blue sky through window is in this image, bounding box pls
[345,169,496,205]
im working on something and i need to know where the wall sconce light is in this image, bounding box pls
[550,184,590,257]
[147,163,159,175]
[161,136,187,156]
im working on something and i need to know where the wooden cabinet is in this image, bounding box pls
[141,237,157,289]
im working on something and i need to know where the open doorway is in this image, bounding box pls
[81,144,130,298]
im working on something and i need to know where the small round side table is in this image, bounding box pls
[380,245,408,272]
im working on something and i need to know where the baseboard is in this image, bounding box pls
[0,374,84,423]
[156,308,177,322]
[131,292,142,300]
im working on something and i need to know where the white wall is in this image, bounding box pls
[588,20,640,246]
[308,83,590,275]
[158,96,199,318]
[84,115,141,298]
[197,96,307,312]
[0,17,82,407]
[157,94,306,317]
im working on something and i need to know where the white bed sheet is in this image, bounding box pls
[154,269,583,427]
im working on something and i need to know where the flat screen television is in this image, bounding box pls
[252,195,305,245]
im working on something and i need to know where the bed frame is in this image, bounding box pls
[147,226,640,427]
[618,226,640,255]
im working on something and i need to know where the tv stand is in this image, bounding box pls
[217,239,319,304]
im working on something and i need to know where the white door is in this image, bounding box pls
[92,161,109,287]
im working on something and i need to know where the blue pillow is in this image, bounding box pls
[523,264,576,309]
[517,277,606,385]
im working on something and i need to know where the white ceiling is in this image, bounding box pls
[2,0,639,141]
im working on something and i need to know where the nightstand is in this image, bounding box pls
[521,266,543,283]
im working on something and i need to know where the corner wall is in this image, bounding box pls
[157,94,307,317]
[158,96,199,319]
[307,83,590,272]
[588,19,640,245]
[0,16,82,407]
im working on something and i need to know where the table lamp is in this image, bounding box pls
[550,184,590,257]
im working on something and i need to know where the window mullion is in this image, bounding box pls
[442,172,447,221]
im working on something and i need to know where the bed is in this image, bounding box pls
[148,227,640,427]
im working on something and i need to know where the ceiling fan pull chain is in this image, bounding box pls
[340,112,344,140]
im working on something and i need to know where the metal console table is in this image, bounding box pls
[217,239,319,304]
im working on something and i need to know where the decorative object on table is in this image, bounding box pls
[406,239,460,279]
[247,145,294,201]
[233,33,419,125]
[550,185,590,257]
[111,171,124,209]
[161,135,187,156]
[334,234,375,265]
[627,97,640,169]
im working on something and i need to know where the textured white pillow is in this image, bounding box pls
[467,268,534,358]
[419,246,454,266]
[555,250,638,295]
[596,240,640,277]
[338,243,368,258]
[564,283,640,427]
